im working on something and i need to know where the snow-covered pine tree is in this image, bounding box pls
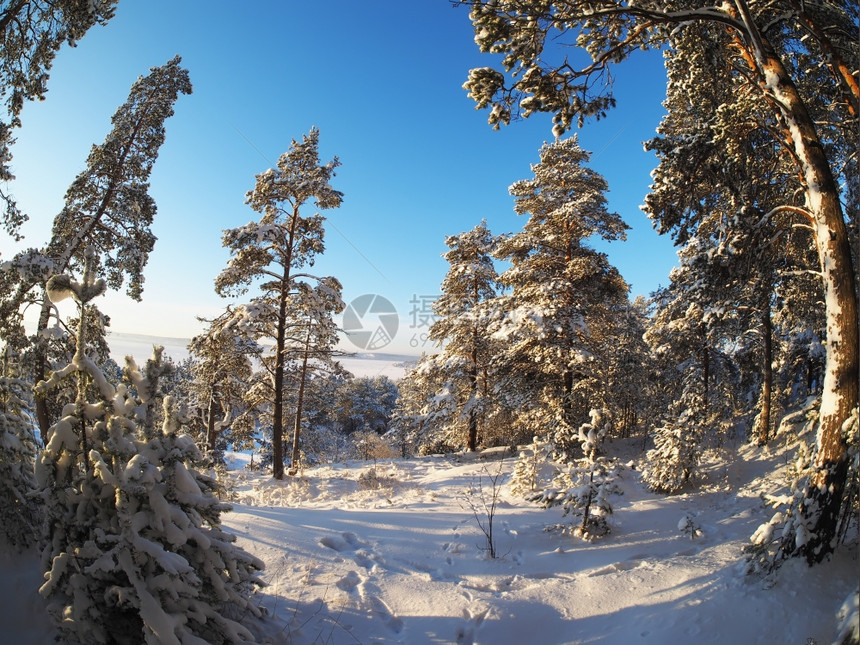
[603,296,655,439]
[0,56,191,439]
[641,399,705,495]
[283,278,344,475]
[426,221,500,451]
[642,263,737,494]
[491,136,629,456]
[334,375,399,436]
[36,256,264,644]
[0,344,41,549]
[643,21,827,448]
[188,307,259,457]
[461,0,859,564]
[388,359,437,457]
[215,127,343,480]
[0,0,118,235]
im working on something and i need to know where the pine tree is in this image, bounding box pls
[530,410,619,540]
[491,136,629,455]
[284,278,344,475]
[188,308,258,457]
[215,128,343,480]
[0,0,118,236]
[36,253,264,644]
[0,56,192,438]
[509,434,553,497]
[460,0,859,563]
[0,344,41,549]
[426,221,500,451]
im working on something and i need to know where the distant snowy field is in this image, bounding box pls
[4,435,856,644]
[108,331,416,380]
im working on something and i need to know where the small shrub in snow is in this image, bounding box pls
[510,434,553,496]
[357,465,400,491]
[678,513,703,539]
[352,430,396,461]
[462,462,505,558]
[418,437,458,456]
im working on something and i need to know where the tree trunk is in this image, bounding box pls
[751,29,859,562]
[288,320,312,476]
[467,326,478,452]
[206,386,218,453]
[700,323,710,411]
[562,369,574,428]
[271,276,288,481]
[755,290,773,446]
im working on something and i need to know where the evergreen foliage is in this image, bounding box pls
[490,136,628,451]
[462,0,859,564]
[529,410,620,540]
[36,258,264,644]
[215,127,343,479]
[0,346,41,549]
[0,0,118,236]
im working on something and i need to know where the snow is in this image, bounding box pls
[3,436,855,644]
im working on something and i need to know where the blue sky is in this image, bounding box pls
[1,1,677,356]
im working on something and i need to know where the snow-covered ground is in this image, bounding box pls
[4,435,855,644]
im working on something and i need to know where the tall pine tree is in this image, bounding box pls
[215,128,343,480]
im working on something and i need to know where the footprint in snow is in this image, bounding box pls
[319,531,363,553]
[456,607,489,645]
[336,570,362,592]
[368,594,404,634]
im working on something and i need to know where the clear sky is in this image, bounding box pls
[1,1,677,356]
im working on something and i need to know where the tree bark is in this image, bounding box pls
[750,29,859,561]
[272,276,288,480]
[288,320,312,476]
[755,286,773,446]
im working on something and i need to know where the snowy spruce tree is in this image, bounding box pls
[36,254,264,644]
[215,127,343,479]
[461,0,858,564]
[0,345,41,549]
[425,221,500,451]
[490,136,629,457]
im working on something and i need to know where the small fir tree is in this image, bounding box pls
[509,434,553,497]
[530,410,619,540]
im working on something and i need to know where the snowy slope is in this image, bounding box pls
[2,438,857,644]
